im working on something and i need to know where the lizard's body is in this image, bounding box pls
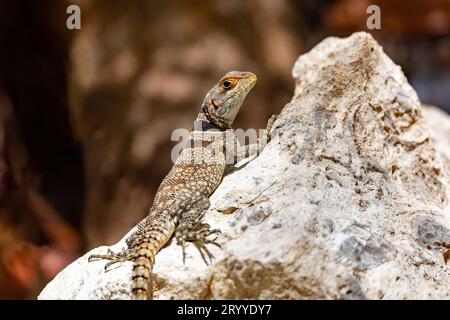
[89,71,276,299]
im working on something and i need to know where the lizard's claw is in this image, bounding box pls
[175,223,222,265]
[88,247,135,271]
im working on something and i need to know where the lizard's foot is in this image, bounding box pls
[175,223,221,265]
[88,247,135,271]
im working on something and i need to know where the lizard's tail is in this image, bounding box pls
[131,221,176,300]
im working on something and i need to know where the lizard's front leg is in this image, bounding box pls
[229,114,278,165]
[264,113,278,143]
[175,196,221,264]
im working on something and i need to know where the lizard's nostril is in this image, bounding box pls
[247,73,256,81]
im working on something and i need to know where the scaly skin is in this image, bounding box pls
[88,71,276,299]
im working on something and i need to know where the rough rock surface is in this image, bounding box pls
[422,105,450,169]
[39,32,450,300]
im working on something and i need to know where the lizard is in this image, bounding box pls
[88,71,277,300]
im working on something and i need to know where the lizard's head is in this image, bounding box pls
[202,71,257,129]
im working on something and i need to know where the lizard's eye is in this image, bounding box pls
[220,77,238,91]
[223,80,233,90]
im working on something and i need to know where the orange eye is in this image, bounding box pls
[220,77,238,91]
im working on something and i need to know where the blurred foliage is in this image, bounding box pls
[0,0,448,299]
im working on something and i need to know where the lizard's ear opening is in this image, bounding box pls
[211,99,219,110]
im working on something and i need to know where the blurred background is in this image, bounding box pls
[0,0,449,299]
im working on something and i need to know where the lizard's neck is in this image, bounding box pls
[193,112,226,132]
